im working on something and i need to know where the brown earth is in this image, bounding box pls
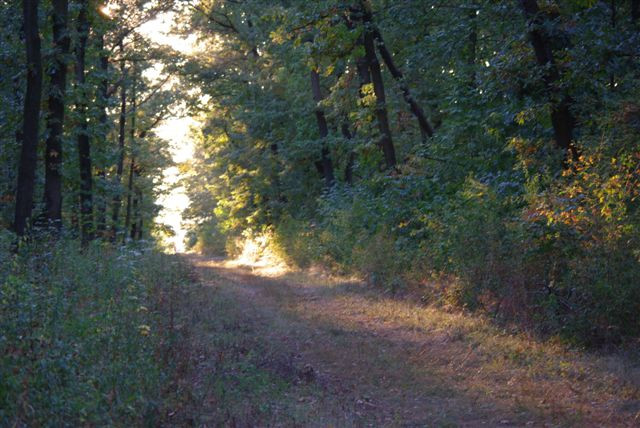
[173,254,640,427]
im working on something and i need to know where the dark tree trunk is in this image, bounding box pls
[310,69,335,188]
[632,0,639,23]
[370,27,434,139]
[355,54,372,91]
[467,7,478,88]
[130,189,141,240]
[610,0,617,89]
[123,74,137,244]
[123,157,135,244]
[110,45,127,241]
[43,0,70,230]
[14,0,43,236]
[95,34,109,236]
[135,193,143,240]
[360,5,396,169]
[130,197,138,240]
[75,0,93,243]
[520,0,578,164]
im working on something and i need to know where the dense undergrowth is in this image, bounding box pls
[267,164,640,347]
[179,0,640,348]
[195,155,640,348]
[0,233,193,426]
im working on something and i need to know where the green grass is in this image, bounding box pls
[0,238,193,426]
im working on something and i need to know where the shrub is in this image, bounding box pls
[0,238,192,426]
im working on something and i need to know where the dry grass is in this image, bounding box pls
[182,254,640,426]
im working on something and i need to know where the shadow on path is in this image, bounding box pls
[184,255,640,427]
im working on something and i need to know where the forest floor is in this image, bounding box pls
[172,254,640,427]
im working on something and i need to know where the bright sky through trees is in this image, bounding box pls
[139,11,197,251]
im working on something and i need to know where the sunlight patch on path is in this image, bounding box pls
[223,235,290,277]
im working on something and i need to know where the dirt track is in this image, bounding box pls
[181,255,640,427]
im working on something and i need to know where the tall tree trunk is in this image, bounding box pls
[123,156,135,244]
[610,0,617,89]
[135,193,143,240]
[14,0,43,236]
[632,0,639,23]
[130,188,141,240]
[359,4,396,169]
[123,74,137,244]
[310,69,335,188]
[95,34,109,236]
[43,0,70,230]
[368,26,434,140]
[110,44,127,241]
[467,7,478,89]
[520,0,578,164]
[75,0,93,243]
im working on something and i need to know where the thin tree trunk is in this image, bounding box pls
[467,7,478,88]
[370,27,434,139]
[75,0,93,243]
[135,193,143,240]
[359,4,396,169]
[632,0,639,23]
[14,0,43,236]
[123,74,137,244]
[310,69,335,188]
[43,0,70,230]
[610,0,617,89]
[95,34,109,236]
[130,188,140,240]
[130,197,138,240]
[123,156,135,244]
[110,44,127,241]
[520,0,578,164]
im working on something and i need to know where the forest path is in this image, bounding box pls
[180,254,640,427]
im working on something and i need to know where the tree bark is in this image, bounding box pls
[123,73,137,244]
[370,27,434,139]
[359,4,396,169]
[520,0,578,164]
[110,44,127,241]
[95,33,109,236]
[14,0,43,236]
[130,188,141,240]
[43,0,70,230]
[75,0,93,243]
[135,193,143,240]
[310,69,335,188]
[632,0,639,23]
[123,157,135,243]
[467,7,478,88]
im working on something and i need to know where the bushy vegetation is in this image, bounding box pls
[267,153,640,345]
[181,0,640,346]
[0,237,192,426]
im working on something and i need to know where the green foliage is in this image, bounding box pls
[185,218,228,256]
[176,0,640,345]
[0,239,192,426]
